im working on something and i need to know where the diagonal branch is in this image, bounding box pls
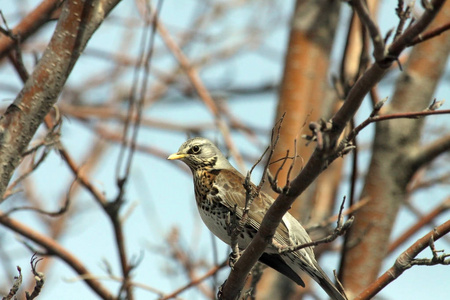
[0,211,114,299]
[0,0,122,200]
[0,0,62,60]
[160,260,227,300]
[355,219,450,300]
[408,21,450,46]
[409,134,450,171]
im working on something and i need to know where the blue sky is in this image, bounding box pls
[0,1,449,299]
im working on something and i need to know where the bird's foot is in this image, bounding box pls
[228,251,239,269]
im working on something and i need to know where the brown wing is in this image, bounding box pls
[210,168,328,287]
[210,169,292,245]
[210,170,346,298]
[212,169,316,256]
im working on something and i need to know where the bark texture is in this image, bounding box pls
[0,0,121,199]
[261,0,340,298]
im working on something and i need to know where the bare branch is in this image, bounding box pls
[410,234,450,266]
[0,0,122,200]
[256,113,285,191]
[0,0,62,60]
[356,219,450,300]
[4,180,72,216]
[2,266,22,300]
[220,2,447,298]
[388,197,450,253]
[409,21,450,46]
[347,108,450,145]
[160,260,227,300]
[393,0,413,42]
[153,4,244,171]
[66,273,166,297]
[352,0,386,61]
[25,254,45,300]
[0,211,114,299]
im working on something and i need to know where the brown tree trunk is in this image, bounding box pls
[260,0,340,298]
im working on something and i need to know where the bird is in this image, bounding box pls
[168,137,347,300]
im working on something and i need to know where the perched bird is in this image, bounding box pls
[168,137,347,300]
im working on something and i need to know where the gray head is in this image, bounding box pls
[168,137,233,171]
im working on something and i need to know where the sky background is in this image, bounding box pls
[0,0,449,299]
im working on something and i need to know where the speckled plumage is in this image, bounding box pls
[168,137,347,300]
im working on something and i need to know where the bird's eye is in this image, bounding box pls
[191,145,200,153]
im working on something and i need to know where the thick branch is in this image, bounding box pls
[221,149,328,299]
[333,0,447,137]
[219,1,447,298]
[0,0,121,200]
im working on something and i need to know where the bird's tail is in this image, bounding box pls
[306,263,347,300]
[286,252,347,300]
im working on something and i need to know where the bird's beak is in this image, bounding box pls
[167,153,186,160]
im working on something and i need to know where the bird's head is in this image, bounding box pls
[168,137,233,171]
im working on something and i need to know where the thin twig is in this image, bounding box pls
[25,254,45,300]
[388,197,450,253]
[0,210,114,299]
[393,0,412,42]
[159,260,227,300]
[2,266,22,300]
[408,21,450,45]
[284,139,298,193]
[348,107,450,144]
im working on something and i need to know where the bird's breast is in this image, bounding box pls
[198,201,232,244]
[193,169,257,249]
[197,201,257,249]
[193,169,216,203]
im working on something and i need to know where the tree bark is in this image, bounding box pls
[261,0,340,298]
[0,0,121,200]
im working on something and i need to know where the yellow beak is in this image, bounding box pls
[167,153,186,160]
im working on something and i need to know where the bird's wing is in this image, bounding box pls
[211,170,347,299]
[212,168,299,247]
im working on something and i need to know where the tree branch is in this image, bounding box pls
[0,0,62,60]
[0,0,121,200]
[409,134,450,171]
[388,197,450,254]
[408,21,450,46]
[356,219,450,300]
[153,9,245,171]
[0,211,114,299]
[352,0,385,61]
